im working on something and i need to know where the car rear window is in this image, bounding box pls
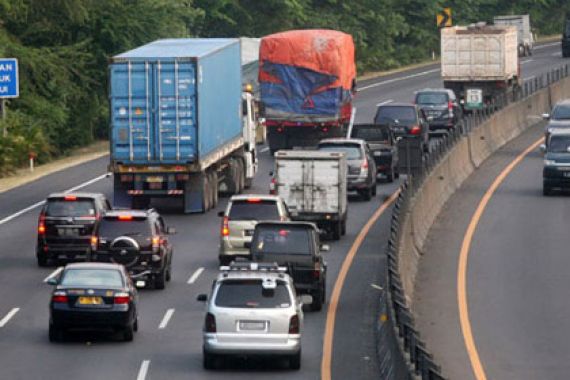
[229,200,280,221]
[351,126,390,142]
[60,269,124,288]
[548,135,570,153]
[98,219,151,239]
[415,92,449,105]
[252,226,311,255]
[374,106,418,124]
[215,279,291,308]
[552,104,570,120]
[45,199,96,217]
[318,144,362,159]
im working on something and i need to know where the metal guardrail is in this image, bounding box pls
[379,63,570,379]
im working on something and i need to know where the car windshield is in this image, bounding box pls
[229,200,280,221]
[60,269,124,288]
[351,126,390,142]
[375,106,417,124]
[318,144,362,159]
[415,92,448,105]
[98,219,151,238]
[253,226,312,255]
[552,105,570,120]
[214,279,291,308]
[45,199,96,217]
[548,136,570,153]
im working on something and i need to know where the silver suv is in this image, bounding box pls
[218,195,290,265]
[197,262,304,370]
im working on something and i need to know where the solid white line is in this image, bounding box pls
[520,59,534,65]
[0,172,109,226]
[260,147,269,153]
[358,68,440,91]
[158,308,175,329]
[43,267,64,283]
[187,267,204,284]
[376,99,393,107]
[0,308,20,328]
[534,42,560,50]
[136,360,150,380]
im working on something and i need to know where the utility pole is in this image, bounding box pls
[1,99,6,137]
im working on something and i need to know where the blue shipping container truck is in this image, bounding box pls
[109,39,258,213]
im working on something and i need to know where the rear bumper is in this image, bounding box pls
[37,241,89,259]
[544,176,570,188]
[204,333,301,355]
[347,177,369,190]
[51,308,133,329]
[90,251,165,277]
[428,119,455,130]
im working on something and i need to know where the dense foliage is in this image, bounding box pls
[0,0,569,174]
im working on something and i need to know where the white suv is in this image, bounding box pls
[218,195,290,265]
[197,262,304,370]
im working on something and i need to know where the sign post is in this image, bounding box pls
[0,58,20,137]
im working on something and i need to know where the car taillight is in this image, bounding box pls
[410,126,421,135]
[312,269,321,279]
[448,101,453,111]
[38,214,46,235]
[90,236,98,251]
[361,159,369,170]
[289,314,300,334]
[205,312,216,333]
[114,292,130,304]
[64,195,77,201]
[221,217,230,237]
[52,291,68,304]
[152,236,160,253]
[269,177,277,195]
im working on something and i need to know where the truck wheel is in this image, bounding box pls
[386,167,395,183]
[341,219,347,236]
[201,175,211,213]
[210,172,219,208]
[332,221,341,241]
[236,159,245,193]
[394,168,400,179]
[311,290,323,311]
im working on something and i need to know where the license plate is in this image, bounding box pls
[244,229,254,236]
[146,176,164,183]
[393,127,405,133]
[58,228,79,236]
[239,321,266,331]
[78,296,103,305]
[466,89,483,108]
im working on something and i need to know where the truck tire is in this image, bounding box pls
[236,159,245,193]
[386,167,395,183]
[341,218,347,236]
[332,221,342,241]
[207,172,215,209]
[311,291,323,311]
[210,172,219,208]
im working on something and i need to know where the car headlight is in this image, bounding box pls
[544,159,556,166]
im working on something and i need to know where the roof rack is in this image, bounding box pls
[220,261,287,273]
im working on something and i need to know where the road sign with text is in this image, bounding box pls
[0,59,19,98]
[437,8,452,28]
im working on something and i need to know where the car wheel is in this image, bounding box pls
[332,221,341,241]
[219,256,231,266]
[543,185,552,196]
[123,325,134,342]
[155,267,166,290]
[37,252,48,267]
[371,184,377,197]
[166,257,172,282]
[289,350,301,370]
[203,350,217,370]
[48,324,62,343]
[359,188,372,201]
[133,317,138,332]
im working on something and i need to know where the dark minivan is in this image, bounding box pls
[374,103,429,152]
[414,88,461,132]
[349,124,399,182]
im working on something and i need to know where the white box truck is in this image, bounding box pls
[493,15,533,57]
[441,24,520,111]
[271,150,348,240]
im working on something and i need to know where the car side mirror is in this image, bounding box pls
[197,294,208,302]
[540,144,546,153]
[46,277,58,286]
[542,113,551,120]
[166,227,176,235]
[217,211,224,217]
[320,244,330,252]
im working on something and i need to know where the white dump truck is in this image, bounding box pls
[441,24,521,111]
[270,150,348,240]
[493,15,533,57]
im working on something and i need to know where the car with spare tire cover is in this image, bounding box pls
[250,221,328,312]
[87,209,175,289]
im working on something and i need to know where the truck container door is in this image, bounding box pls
[154,61,197,163]
[277,159,307,214]
[110,62,154,162]
[310,159,340,214]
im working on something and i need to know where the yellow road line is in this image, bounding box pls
[458,137,543,380]
[321,189,400,380]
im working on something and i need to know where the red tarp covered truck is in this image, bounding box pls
[259,29,356,153]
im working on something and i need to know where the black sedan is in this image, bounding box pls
[47,262,138,342]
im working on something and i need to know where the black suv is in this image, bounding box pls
[88,209,175,289]
[250,221,328,311]
[374,103,430,152]
[36,193,111,267]
[414,88,461,132]
[350,124,399,182]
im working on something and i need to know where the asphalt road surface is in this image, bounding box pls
[0,41,564,380]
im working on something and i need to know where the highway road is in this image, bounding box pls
[0,41,564,380]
